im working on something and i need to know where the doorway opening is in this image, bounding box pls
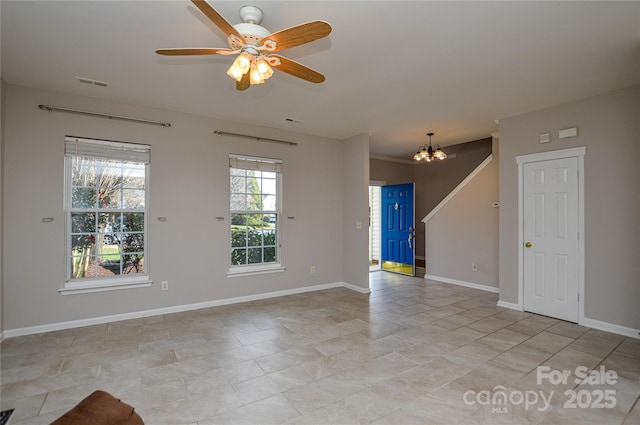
[369,184,382,272]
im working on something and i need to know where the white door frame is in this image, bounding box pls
[369,181,385,271]
[516,147,586,324]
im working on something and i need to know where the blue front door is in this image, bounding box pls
[381,183,415,276]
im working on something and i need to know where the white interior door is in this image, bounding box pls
[523,157,580,322]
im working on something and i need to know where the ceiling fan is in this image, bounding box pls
[156,0,332,90]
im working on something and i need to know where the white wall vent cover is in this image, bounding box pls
[75,77,109,87]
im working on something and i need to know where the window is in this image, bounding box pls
[229,155,283,275]
[64,136,150,291]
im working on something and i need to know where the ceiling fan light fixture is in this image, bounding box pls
[250,65,266,85]
[156,1,332,90]
[255,57,274,79]
[226,52,252,82]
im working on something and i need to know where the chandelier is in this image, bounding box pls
[413,132,447,162]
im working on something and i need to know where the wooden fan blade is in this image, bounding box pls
[236,71,250,91]
[191,0,245,43]
[155,48,231,56]
[269,55,325,83]
[261,21,331,52]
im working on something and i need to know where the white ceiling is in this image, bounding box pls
[2,1,639,159]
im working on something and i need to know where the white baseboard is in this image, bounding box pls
[341,281,371,294]
[582,317,640,340]
[493,302,638,339]
[497,300,522,311]
[425,274,499,293]
[3,282,366,338]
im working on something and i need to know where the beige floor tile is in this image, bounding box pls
[445,340,505,369]
[285,402,361,425]
[523,331,575,354]
[343,377,422,422]
[467,316,515,333]
[616,338,640,358]
[546,320,590,339]
[346,352,418,384]
[377,393,479,425]
[622,396,640,425]
[2,272,637,425]
[601,350,640,381]
[543,346,605,372]
[478,328,530,351]
[401,357,473,392]
[282,377,341,415]
[489,344,553,373]
[431,314,478,330]
[506,318,554,336]
[202,394,301,425]
[568,331,623,358]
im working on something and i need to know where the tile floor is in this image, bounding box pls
[1,272,639,424]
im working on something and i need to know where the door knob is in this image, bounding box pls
[525,242,532,248]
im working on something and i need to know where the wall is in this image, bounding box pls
[413,138,492,259]
[499,84,640,330]
[342,134,371,291]
[0,78,6,337]
[2,84,356,332]
[369,158,413,185]
[424,137,499,289]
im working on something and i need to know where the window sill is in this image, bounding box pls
[227,264,286,278]
[59,278,153,295]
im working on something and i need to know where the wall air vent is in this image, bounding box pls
[75,77,109,88]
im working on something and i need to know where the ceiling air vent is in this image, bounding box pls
[75,77,109,88]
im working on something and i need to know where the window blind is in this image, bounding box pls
[229,154,282,173]
[65,136,151,164]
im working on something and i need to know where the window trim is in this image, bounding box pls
[228,154,283,276]
[63,136,151,292]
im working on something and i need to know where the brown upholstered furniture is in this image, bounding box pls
[51,390,144,425]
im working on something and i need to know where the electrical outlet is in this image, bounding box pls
[161,281,169,290]
[471,263,478,272]
[310,266,316,274]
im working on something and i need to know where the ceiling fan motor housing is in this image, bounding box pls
[239,5,263,25]
[230,23,270,50]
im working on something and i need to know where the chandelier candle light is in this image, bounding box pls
[414,132,447,162]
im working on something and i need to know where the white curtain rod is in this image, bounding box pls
[39,104,171,128]
[214,130,298,146]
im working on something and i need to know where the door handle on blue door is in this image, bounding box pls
[408,227,415,249]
